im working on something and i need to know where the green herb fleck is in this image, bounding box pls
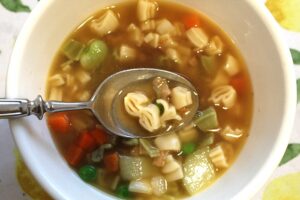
[297,79,300,103]
[290,49,300,65]
[0,0,31,12]
[279,143,300,166]
[155,102,164,115]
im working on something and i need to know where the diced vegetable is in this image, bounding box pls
[62,39,85,61]
[224,54,240,76]
[154,133,181,151]
[186,27,209,49]
[165,167,184,182]
[229,74,246,95]
[140,20,156,32]
[77,131,97,152]
[183,147,215,195]
[156,19,175,35]
[200,55,217,76]
[152,77,171,100]
[90,127,109,145]
[171,86,192,110]
[104,152,119,172]
[159,34,177,48]
[165,48,181,64]
[178,125,199,143]
[182,143,197,155]
[144,32,160,48]
[48,112,71,134]
[122,138,139,146]
[111,175,121,190]
[183,14,200,29]
[139,139,160,158]
[91,144,113,163]
[80,39,108,71]
[152,151,169,167]
[66,144,85,166]
[90,10,119,37]
[151,176,168,196]
[162,155,181,174]
[127,23,144,46]
[119,156,158,181]
[115,184,131,199]
[137,0,158,22]
[209,85,237,109]
[204,36,223,56]
[129,179,152,194]
[78,165,97,182]
[198,133,215,148]
[193,107,219,132]
[115,45,137,62]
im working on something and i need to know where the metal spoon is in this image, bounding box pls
[0,68,199,138]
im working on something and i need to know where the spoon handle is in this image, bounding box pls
[0,95,91,119]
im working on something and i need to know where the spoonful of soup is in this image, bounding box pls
[0,68,199,138]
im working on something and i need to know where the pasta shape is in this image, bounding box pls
[48,74,65,87]
[137,0,158,22]
[139,104,161,132]
[209,85,237,109]
[209,142,233,168]
[186,27,209,49]
[90,10,119,37]
[144,32,160,48]
[220,126,243,142]
[165,48,182,64]
[171,86,192,109]
[116,45,137,62]
[159,34,177,48]
[124,92,149,117]
[162,155,184,182]
[156,19,175,35]
[156,99,182,127]
[140,20,156,32]
[224,54,240,76]
[127,23,144,47]
[204,36,224,56]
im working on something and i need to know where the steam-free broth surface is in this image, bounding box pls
[46,0,253,199]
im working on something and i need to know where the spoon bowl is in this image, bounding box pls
[91,68,199,138]
[0,68,199,138]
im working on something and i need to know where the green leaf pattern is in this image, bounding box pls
[280,144,300,166]
[0,0,31,13]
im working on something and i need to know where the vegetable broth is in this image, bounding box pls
[46,0,253,199]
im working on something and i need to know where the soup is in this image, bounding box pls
[46,0,253,199]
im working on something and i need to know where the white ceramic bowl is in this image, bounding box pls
[6,0,296,199]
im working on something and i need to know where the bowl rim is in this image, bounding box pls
[6,0,296,199]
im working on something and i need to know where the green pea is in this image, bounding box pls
[182,143,197,156]
[78,165,97,182]
[80,39,108,71]
[115,184,130,199]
